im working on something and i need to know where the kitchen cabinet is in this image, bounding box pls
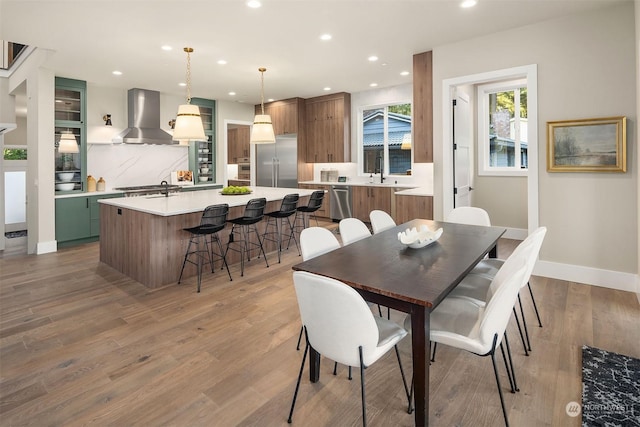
[394,194,433,223]
[55,193,123,246]
[227,179,250,187]
[298,183,330,219]
[305,92,350,163]
[413,51,433,163]
[227,126,250,164]
[55,77,87,194]
[188,98,216,185]
[257,97,304,135]
[352,185,392,223]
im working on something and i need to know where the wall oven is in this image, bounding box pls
[237,157,250,180]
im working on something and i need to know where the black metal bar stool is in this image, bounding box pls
[262,193,300,263]
[225,197,269,277]
[288,190,325,251]
[178,203,232,292]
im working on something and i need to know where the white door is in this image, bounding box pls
[453,89,472,208]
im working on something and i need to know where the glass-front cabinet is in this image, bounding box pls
[188,98,216,185]
[54,77,87,193]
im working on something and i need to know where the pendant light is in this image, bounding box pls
[58,133,79,153]
[250,67,275,144]
[401,132,412,150]
[173,47,206,145]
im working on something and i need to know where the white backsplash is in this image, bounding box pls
[87,144,189,189]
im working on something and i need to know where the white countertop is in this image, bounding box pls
[299,180,417,189]
[55,190,125,199]
[98,186,315,217]
[394,187,433,197]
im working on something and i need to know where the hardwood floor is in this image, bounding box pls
[1,223,639,426]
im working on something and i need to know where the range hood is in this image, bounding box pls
[113,88,175,145]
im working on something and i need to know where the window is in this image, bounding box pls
[3,148,27,160]
[477,80,528,176]
[361,103,412,176]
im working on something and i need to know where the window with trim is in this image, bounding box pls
[361,103,412,176]
[477,80,528,176]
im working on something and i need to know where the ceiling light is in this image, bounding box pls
[178,82,187,87]
[229,91,236,96]
[267,98,274,102]
[112,70,122,76]
[161,45,172,51]
[401,133,412,150]
[370,83,378,87]
[58,133,79,153]
[247,0,261,8]
[323,87,331,91]
[320,34,332,41]
[461,0,477,8]
[217,59,227,65]
[173,47,205,145]
[250,67,275,144]
[400,71,410,76]
[368,56,378,62]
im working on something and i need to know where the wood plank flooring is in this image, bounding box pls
[1,222,639,426]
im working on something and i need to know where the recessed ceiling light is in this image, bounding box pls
[178,82,186,87]
[112,70,122,76]
[400,71,410,76]
[323,87,331,91]
[217,59,227,65]
[161,45,172,51]
[460,0,477,8]
[320,34,332,41]
[228,91,236,96]
[370,83,378,87]
[368,56,378,62]
[247,0,261,8]
[268,98,274,102]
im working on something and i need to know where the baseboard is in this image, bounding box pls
[37,240,57,255]
[534,260,640,294]
[502,227,527,240]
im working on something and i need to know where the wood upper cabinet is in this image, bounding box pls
[227,125,250,163]
[256,98,303,135]
[413,51,433,163]
[305,92,351,163]
[352,186,392,223]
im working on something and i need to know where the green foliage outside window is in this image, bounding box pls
[3,149,27,160]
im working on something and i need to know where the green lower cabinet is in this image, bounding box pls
[55,193,122,246]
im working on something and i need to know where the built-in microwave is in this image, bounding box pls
[238,158,250,180]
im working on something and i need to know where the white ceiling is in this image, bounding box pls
[1,0,624,105]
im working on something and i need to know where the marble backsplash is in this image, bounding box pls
[87,144,189,189]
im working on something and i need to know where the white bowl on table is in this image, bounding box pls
[398,225,443,249]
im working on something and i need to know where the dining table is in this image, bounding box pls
[291,218,506,426]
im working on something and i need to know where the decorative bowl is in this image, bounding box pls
[398,225,443,249]
[198,176,208,182]
[200,167,209,174]
[55,183,75,191]
[56,172,75,182]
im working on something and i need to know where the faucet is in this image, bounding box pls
[160,180,169,197]
[376,155,385,183]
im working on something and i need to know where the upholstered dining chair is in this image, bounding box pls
[339,217,371,246]
[369,209,396,234]
[288,271,411,426]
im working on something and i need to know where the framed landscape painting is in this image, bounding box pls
[547,116,626,172]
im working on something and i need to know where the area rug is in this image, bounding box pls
[582,345,640,426]
[4,230,27,238]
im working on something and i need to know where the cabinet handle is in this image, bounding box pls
[86,198,89,208]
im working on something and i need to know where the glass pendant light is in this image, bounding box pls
[250,67,276,144]
[173,47,205,145]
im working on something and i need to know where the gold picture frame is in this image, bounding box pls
[547,116,626,172]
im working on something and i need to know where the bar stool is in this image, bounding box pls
[225,197,269,277]
[178,203,232,292]
[262,193,300,263]
[289,190,325,249]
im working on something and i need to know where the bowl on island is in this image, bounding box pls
[56,172,75,182]
[55,182,75,191]
[398,225,443,249]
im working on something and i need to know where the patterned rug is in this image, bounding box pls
[582,345,640,426]
[4,230,27,238]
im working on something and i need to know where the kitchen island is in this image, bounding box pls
[99,187,314,288]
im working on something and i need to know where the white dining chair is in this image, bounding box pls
[339,218,371,245]
[287,271,411,426]
[453,227,547,353]
[369,210,396,234]
[417,255,530,426]
[446,206,491,226]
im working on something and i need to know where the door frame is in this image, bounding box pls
[442,64,539,234]
[223,119,253,185]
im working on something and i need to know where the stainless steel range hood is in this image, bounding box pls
[113,88,174,144]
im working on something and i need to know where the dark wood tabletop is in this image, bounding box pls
[292,218,506,427]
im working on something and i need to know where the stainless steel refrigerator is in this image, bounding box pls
[256,135,297,188]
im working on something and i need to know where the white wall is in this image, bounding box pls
[433,3,637,278]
